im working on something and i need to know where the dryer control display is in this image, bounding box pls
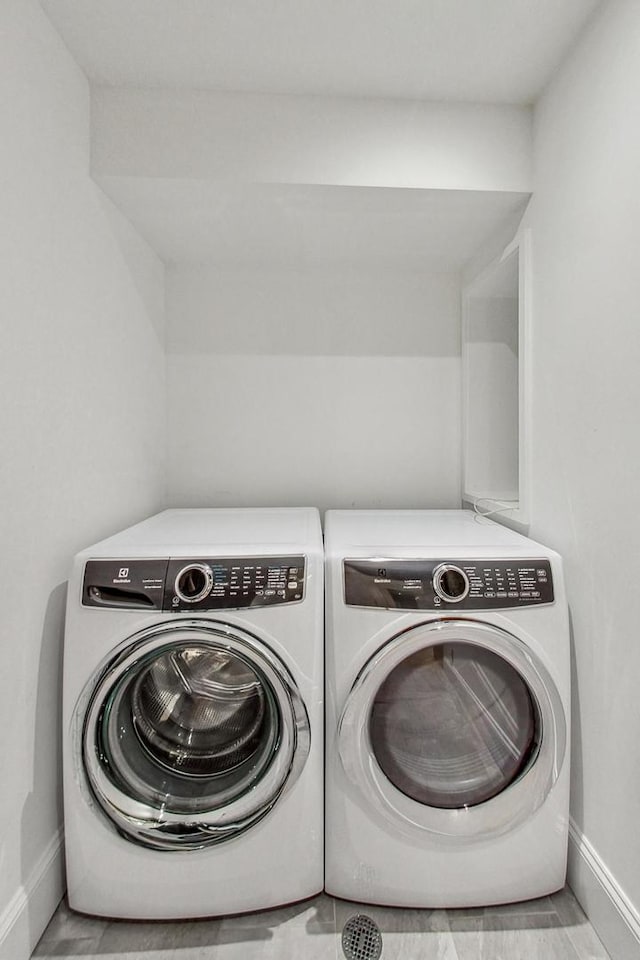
[344,559,554,610]
[83,556,306,610]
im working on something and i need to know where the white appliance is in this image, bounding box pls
[63,508,323,919]
[324,509,570,908]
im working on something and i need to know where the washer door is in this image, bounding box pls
[78,620,310,850]
[338,619,566,841]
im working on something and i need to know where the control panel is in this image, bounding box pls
[83,556,306,611]
[344,558,553,610]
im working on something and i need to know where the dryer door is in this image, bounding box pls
[77,620,310,850]
[338,618,566,840]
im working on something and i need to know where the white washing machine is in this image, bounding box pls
[63,507,323,919]
[325,509,570,908]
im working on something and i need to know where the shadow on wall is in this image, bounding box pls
[95,189,165,349]
[20,582,68,944]
[567,606,583,832]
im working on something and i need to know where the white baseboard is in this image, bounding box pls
[568,818,640,960]
[0,828,65,960]
[1,821,638,960]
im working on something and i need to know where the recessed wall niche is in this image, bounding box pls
[462,228,531,526]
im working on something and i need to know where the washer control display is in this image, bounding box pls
[344,558,554,610]
[83,556,306,610]
[165,556,305,611]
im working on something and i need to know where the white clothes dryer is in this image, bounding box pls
[324,509,570,908]
[63,508,323,919]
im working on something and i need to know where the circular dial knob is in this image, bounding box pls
[174,563,214,603]
[432,564,470,603]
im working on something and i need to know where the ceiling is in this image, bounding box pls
[97,179,529,269]
[41,0,600,104]
[41,1,596,268]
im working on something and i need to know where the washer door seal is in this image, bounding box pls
[77,619,310,850]
[338,618,566,842]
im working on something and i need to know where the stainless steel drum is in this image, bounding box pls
[131,646,267,776]
[78,620,310,850]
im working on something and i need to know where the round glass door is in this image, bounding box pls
[369,642,540,809]
[80,621,310,850]
[338,619,566,840]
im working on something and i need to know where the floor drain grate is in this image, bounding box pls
[341,914,383,960]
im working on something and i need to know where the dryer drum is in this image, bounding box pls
[369,641,541,809]
[338,617,566,842]
[131,647,267,776]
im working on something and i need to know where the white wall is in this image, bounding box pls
[0,3,165,957]
[526,2,640,955]
[166,266,461,512]
[92,87,532,192]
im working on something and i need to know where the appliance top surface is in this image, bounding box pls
[79,507,322,557]
[324,509,557,556]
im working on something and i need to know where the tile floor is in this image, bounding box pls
[33,887,610,960]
